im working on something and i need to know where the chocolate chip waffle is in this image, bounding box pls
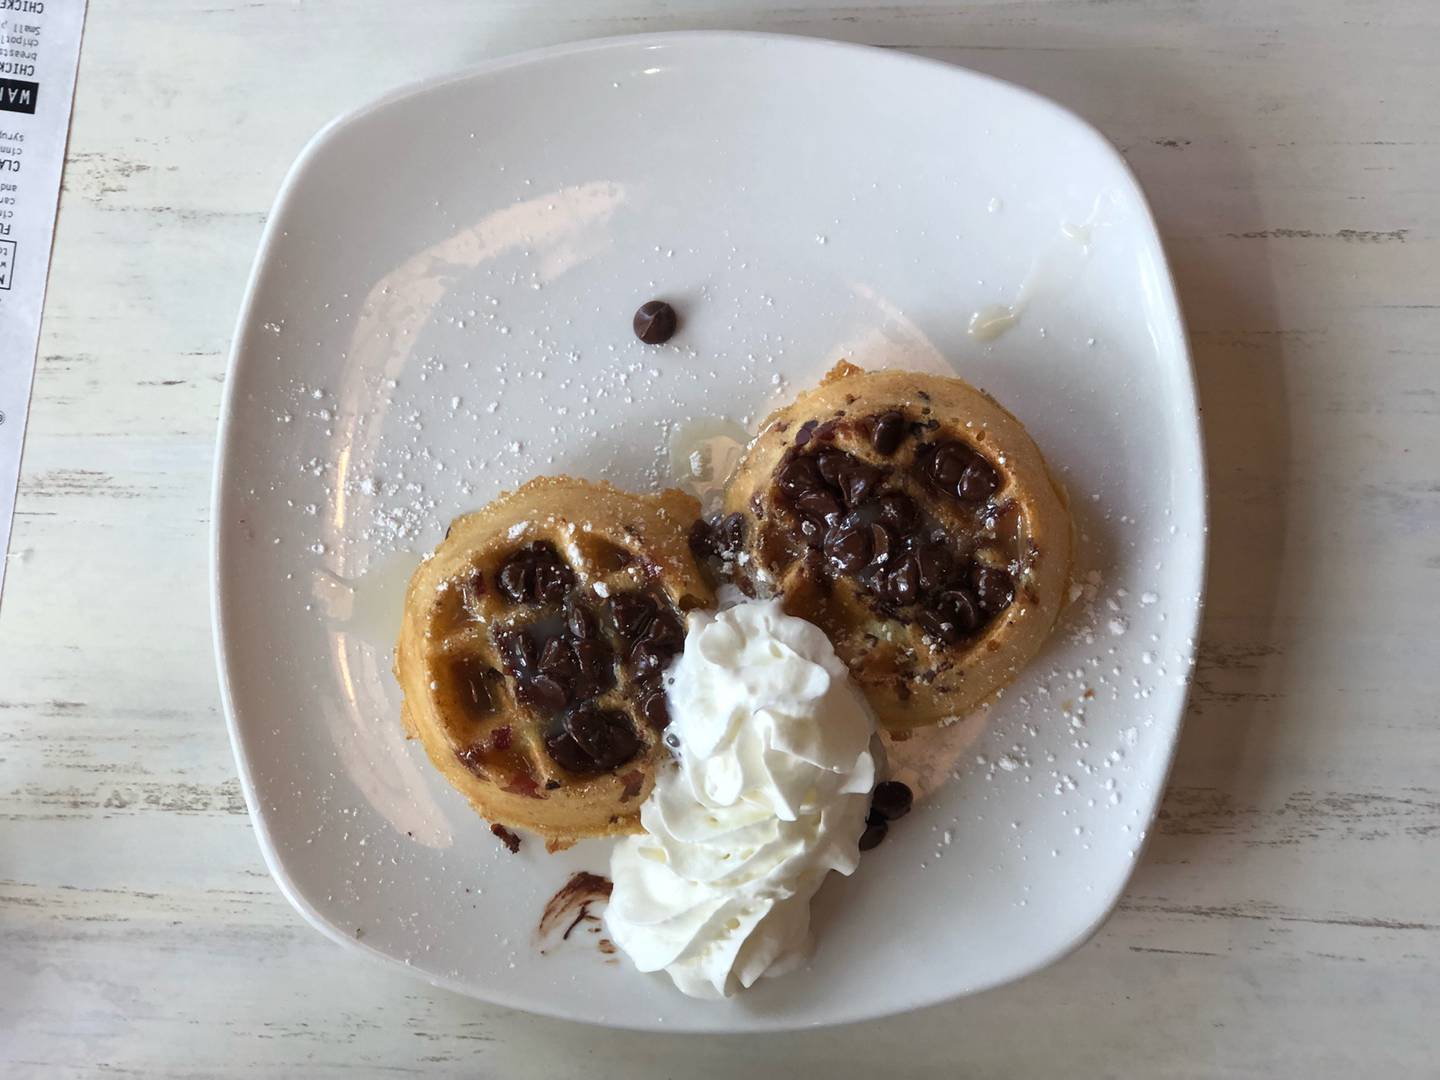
[700,362,1071,730]
[395,477,711,847]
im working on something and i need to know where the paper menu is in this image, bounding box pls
[0,1,85,604]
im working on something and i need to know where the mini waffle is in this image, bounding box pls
[697,362,1071,730]
[396,477,712,847]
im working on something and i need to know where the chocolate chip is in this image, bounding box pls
[496,557,533,603]
[491,725,513,751]
[836,461,882,508]
[916,610,952,642]
[491,824,521,854]
[871,780,913,820]
[717,512,746,556]
[923,441,1000,502]
[920,589,981,644]
[631,609,685,675]
[958,458,1000,502]
[792,487,843,525]
[916,544,954,593]
[925,442,973,494]
[632,299,677,344]
[878,553,921,606]
[573,639,616,693]
[778,455,822,494]
[497,542,574,604]
[823,519,873,575]
[973,566,1015,613]
[538,636,578,678]
[564,705,641,771]
[939,588,982,632]
[517,673,570,714]
[871,411,906,455]
[813,448,849,489]
[868,523,892,566]
[876,492,918,531]
[687,517,716,560]
[607,593,657,642]
[639,686,670,730]
[797,517,825,548]
[494,626,536,674]
[450,657,499,716]
[565,597,597,640]
[543,728,596,774]
[859,819,889,851]
[794,420,819,446]
[532,557,575,604]
[647,608,686,649]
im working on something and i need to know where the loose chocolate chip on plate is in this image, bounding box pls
[871,780,914,820]
[859,818,889,851]
[870,411,907,455]
[632,299,678,344]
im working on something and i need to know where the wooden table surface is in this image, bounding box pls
[3,2,1437,1076]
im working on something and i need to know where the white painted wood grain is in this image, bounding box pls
[1,1,1437,1076]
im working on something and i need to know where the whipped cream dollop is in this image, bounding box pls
[605,598,876,999]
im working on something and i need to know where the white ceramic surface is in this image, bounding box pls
[212,32,1202,1032]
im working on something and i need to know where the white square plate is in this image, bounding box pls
[213,32,1203,1032]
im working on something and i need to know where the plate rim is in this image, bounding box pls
[210,29,1207,1032]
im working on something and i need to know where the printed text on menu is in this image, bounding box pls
[0,1,86,603]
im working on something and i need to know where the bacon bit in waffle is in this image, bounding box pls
[504,772,540,798]
[619,770,645,802]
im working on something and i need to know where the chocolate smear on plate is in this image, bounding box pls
[537,871,614,948]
